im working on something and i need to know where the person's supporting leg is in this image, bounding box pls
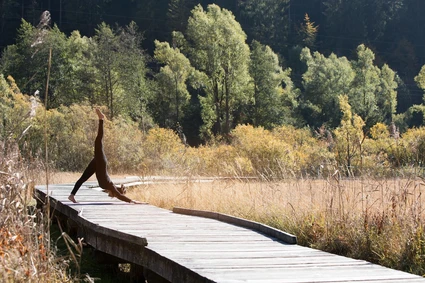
[68,158,96,203]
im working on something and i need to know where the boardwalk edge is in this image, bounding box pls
[172,207,297,244]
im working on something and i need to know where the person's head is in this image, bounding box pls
[115,184,126,195]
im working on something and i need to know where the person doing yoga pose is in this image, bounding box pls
[68,109,142,204]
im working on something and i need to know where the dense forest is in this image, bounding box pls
[1,0,425,145]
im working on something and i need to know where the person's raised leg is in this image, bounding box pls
[68,158,96,203]
[94,109,108,184]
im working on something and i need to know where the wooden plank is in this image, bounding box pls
[189,265,422,282]
[173,207,297,244]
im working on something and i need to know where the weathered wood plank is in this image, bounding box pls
[190,265,422,282]
[173,207,297,244]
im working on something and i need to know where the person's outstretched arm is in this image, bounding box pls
[108,185,143,204]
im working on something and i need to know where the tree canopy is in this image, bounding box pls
[0,1,424,144]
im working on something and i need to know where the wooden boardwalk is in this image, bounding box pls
[35,178,425,283]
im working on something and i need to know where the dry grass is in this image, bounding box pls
[127,176,425,276]
[48,171,425,276]
[0,144,71,282]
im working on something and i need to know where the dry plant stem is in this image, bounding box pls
[56,219,82,278]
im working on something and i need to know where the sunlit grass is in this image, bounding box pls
[127,176,425,276]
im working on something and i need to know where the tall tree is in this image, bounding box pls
[92,22,121,119]
[348,44,381,128]
[349,45,397,128]
[183,4,252,138]
[248,40,299,128]
[300,47,355,128]
[377,64,397,124]
[92,22,151,120]
[0,19,73,108]
[153,40,196,128]
[116,21,152,123]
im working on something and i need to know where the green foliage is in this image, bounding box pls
[349,45,398,128]
[349,45,381,127]
[185,4,252,138]
[300,45,398,130]
[377,64,398,123]
[153,40,195,128]
[0,75,39,155]
[333,95,366,176]
[115,22,152,123]
[248,40,299,128]
[300,47,355,128]
[1,20,153,123]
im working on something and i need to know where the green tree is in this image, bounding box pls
[348,44,381,128]
[0,19,74,108]
[377,64,397,123]
[248,40,299,128]
[91,22,151,120]
[116,22,152,124]
[184,4,252,138]
[414,65,425,93]
[333,95,366,176]
[153,40,195,128]
[59,30,98,105]
[91,22,121,118]
[349,45,397,129]
[300,47,355,128]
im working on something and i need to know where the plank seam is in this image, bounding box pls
[172,207,297,244]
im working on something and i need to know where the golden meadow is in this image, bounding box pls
[2,75,425,279]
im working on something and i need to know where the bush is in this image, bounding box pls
[273,125,335,177]
[231,125,295,178]
[143,127,186,174]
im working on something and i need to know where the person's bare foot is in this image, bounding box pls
[95,108,105,120]
[68,194,78,203]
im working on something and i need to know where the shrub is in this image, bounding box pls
[272,125,335,177]
[143,127,185,173]
[231,124,295,178]
[105,116,145,173]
